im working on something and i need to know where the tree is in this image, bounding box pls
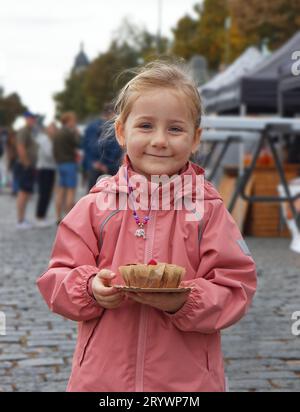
[172,0,244,70]
[229,0,300,50]
[172,15,199,60]
[172,0,300,71]
[54,71,89,121]
[83,41,138,116]
[111,18,169,61]
[0,92,27,127]
[54,19,170,120]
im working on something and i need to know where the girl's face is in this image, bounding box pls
[115,88,202,179]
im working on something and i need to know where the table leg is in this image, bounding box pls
[228,134,265,213]
[268,134,300,230]
[208,138,233,181]
[202,141,218,169]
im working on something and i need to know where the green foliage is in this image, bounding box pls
[172,15,199,59]
[0,92,27,127]
[172,1,228,69]
[83,41,138,116]
[172,0,300,70]
[54,1,300,118]
[54,19,169,120]
[54,71,89,121]
[229,0,300,50]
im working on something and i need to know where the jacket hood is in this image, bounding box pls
[89,154,221,201]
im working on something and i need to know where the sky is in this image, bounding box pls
[0,0,199,121]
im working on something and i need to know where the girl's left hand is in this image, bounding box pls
[125,290,191,313]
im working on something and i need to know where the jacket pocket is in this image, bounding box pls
[205,333,221,373]
[205,336,213,372]
[205,349,210,372]
[78,317,101,366]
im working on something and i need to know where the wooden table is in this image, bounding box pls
[201,116,300,230]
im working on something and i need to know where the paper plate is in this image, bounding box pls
[114,285,191,293]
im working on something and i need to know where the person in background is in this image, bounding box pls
[5,129,19,196]
[93,102,124,186]
[35,122,57,228]
[82,115,104,192]
[15,112,38,230]
[0,128,8,192]
[0,128,4,159]
[53,111,80,225]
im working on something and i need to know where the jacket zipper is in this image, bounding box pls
[99,209,121,251]
[135,210,157,392]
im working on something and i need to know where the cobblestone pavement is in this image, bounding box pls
[0,189,299,392]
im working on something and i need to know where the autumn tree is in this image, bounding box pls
[172,15,199,60]
[172,1,230,69]
[229,0,300,50]
[172,0,300,70]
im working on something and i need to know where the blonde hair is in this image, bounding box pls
[114,60,203,129]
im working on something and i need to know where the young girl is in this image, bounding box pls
[37,61,257,392]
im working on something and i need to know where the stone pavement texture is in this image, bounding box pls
[0,189,299,392]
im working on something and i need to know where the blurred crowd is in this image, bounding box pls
[0,103,123,230]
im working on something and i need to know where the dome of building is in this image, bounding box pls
[73,43,89,75]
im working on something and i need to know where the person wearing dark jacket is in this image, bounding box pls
[89,103,123,190]
[84,103,123,191]
[53,112,80,224]
[15,112,38,229]
[82,118,104,191]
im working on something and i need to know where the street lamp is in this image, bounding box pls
[224,16,231,67]
[157,0,163,54]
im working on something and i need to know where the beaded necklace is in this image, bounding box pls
[126,167,157,240]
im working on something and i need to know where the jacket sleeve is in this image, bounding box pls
[36,196,104,322]
[165,199,257,334]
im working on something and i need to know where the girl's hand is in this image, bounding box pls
[125,290,191,313]
[92,269,125,309]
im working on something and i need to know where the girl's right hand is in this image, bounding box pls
[92,269,125,309]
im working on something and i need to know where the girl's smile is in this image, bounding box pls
[144,153,173,158]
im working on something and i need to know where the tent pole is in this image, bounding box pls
[240,104,247,116]
[278,88,284,117]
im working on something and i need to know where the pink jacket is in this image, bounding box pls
[37,159,257,392]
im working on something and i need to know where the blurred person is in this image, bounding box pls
[277,134,300,253]
[53,112,80,225]
[35,122,57,228]
[5,128,19,195]
[0,128,4,159]
[0,128,7,191]
[82,114,104,192]
[15,112,38,230]
[92,102,124,188]
[83,102,124,192]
